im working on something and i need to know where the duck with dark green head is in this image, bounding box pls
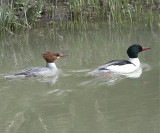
[88,44,150,75]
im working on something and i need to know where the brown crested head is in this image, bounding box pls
[42,52,60,63]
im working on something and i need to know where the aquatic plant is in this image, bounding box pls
[0,0,45,35]
[65,0,159,28]
[0,0,159,35]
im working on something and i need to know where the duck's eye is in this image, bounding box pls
[139,46,143,51]
[56,53,60,56]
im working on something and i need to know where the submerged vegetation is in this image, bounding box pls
[0,0,159,35]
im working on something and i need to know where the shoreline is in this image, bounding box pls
[0,0,159,36]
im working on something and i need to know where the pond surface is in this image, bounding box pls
[0,26,159,133]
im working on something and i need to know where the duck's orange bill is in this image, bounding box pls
[142,47,151,51]
[59,54,67,57]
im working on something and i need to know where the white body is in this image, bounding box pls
[88,58,140,75]
[5,63,58,79]
[107,58,140,73]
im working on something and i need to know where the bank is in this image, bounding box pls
[0,0,159,36]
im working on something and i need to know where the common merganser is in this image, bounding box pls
[5,52,67,78]
[88,44,150,75]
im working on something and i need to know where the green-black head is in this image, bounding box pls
[127,44,151,58]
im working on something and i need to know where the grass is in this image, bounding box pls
[0,0,159,36]
[0,0,45,35]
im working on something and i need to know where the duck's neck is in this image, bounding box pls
[128,58,140,67]
[46,62,57,69]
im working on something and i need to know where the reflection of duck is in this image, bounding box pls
[123,66,142,78]
[82,65,149,86]
[88,44,150,75]
[5,52,67,79]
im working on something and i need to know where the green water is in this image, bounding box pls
[0,26,159,133]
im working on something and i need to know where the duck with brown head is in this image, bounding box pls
[5,52,67,79]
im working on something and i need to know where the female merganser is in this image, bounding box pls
[88,44,150,75]
[5,52,67,78]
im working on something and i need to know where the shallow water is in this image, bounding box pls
[0,26,159,133]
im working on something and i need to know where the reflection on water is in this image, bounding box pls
[84,62,151,86]
[0,26,159,133]
[81,66,143,86]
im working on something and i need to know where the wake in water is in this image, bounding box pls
[4,69,63,85]
[82,63,151,86]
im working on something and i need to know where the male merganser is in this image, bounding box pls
[88,44,150,75]
[5,52,67,78]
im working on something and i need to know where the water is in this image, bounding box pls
[0,26,159,133]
